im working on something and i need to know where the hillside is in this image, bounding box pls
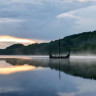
[0,30,96,55]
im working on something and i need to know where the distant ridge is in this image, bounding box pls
[0,30,96,55]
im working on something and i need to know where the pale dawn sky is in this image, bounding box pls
[0,0,96,48]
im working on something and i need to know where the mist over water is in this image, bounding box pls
[0,55,96,96]
[71,55,96,60]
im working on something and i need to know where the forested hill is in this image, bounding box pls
[0,30,96,55]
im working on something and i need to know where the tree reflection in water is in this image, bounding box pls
[0,57,96,80]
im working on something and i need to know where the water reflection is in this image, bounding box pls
[0,56,96,96]
[0,57,96,80]
[0,65,36,75]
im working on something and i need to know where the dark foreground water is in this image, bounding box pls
[0,56,96,96]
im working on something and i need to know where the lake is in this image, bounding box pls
[0,56,96,96]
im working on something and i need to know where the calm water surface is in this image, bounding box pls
[0,56,96,96]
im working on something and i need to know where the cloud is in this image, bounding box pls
[0,35,49,49]
[55,5,96,37]
[57,10,77,18]
[0,0,95,6]
[0,18,24,23]
[78,0,96,2]
[0,65,36,75]
[0,36,35,49]
[0,35,35,43]
[56,8,95,26]
[65,0,96,2]
[0,0,95,42]
[11,0,96,3]
[57,5,96,25]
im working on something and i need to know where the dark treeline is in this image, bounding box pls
[0,30,96,55]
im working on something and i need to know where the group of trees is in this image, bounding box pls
[0,30,96,55]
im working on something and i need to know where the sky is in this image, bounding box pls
[0,0,96,48]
